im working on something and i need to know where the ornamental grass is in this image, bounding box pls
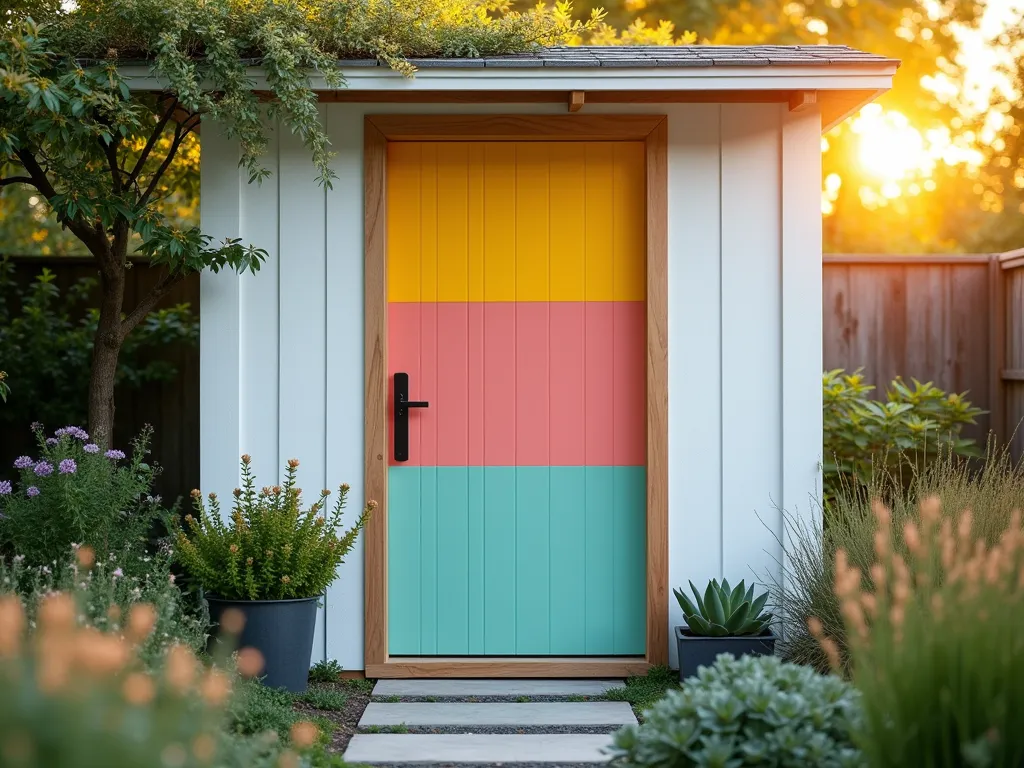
[812,496,1024,767]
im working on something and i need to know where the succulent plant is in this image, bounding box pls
[673,578,772,637]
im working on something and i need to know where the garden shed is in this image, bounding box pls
[188,45,897,677]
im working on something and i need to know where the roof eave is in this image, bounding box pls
[120,63,896,94]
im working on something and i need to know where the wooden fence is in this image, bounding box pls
[824,249,1024,456]
[3,249,1024,505]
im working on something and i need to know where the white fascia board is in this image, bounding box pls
[121,64,896,93]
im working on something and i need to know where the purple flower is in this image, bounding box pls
[0,481,11,495]
[104,449,126,461]
[58,459,77,475]
[54,428,68,438]
[33,461,53,477]
[13,456,33,469]
[29,422,42,432]
[61,426,89,441]
[45,438,58,447]
[83,444,100,454]
[112,568,123,578]
[26,487,40,498]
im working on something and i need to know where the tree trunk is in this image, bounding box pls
[88,264,126,447]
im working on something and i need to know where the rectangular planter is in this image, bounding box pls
[675,625,777,682]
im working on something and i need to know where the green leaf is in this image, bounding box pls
[689,580,707,617]
[748,591,769,619]
[724,600,751,634]
[673,587,699,620]
[705,583,726,626]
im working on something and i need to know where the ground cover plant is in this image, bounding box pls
[817,496,1024,767]
[773,445,1024,676]
[607,654,863,767]
[601,665,678,720]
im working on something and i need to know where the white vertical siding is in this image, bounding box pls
[199,124,243,503]
[324,106,370,671]
[665,104,724,668]
[780,107,825,595]
[201,100,824,670]
[720,104,784,590]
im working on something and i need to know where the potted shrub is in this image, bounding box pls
[175,455,373,692]
[673,579,776,682]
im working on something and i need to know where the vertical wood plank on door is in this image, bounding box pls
[484,467,517,653]
[419,466,438,654]
[585,144,615,302]
[420,145,439,304]
[436,143,469,302]
[720,104,782,582]
[468,144,485,303]
[550,144,587,302]
[613,143,647,302]
[467,466,485,653]
[549,466,586,654]
[584,467,614,654]
[484,144,516,302]
[436,467,470,653]
[516,143,550,302]
[613,466,647,654]
[550,303,585,466]
[516,303,551,465]
[388,467,421,654]
[516,467,551,653]
[278,104,328,662]
[387,142,421,303]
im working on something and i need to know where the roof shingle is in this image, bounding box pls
[340,45,898,69]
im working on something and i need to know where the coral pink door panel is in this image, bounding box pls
[386,141,647,656]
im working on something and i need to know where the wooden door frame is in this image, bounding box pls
[363,113,668,678]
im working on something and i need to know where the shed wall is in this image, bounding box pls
[200,101,823,670]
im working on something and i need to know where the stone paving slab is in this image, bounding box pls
[360,702,637,727]
[372,679,623,698]
[343,734,615,764]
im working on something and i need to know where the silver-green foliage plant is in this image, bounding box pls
[176,455,374,601]
[607,654,863,768]
[0,424,163,572]
[674,579,771,637]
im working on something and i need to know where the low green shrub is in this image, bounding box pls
[0,424,164,571]
[176,455,373,600]
[607,654,862,767]
[297,688,348,712]
[823,368,983,498]
[772,446,1024,676]
[823,497,1024,767]
[308,658,344,684]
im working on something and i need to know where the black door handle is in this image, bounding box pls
[394,372,429,462]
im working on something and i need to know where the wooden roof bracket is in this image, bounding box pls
[788,90,817,112]
[568,90,585,113]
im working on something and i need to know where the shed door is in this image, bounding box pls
[386,141,647,656]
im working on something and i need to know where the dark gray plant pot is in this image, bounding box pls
[675,625,777,683]
[206,595,319,693]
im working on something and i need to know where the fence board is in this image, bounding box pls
[823,255,996,446]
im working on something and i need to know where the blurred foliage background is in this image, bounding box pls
[1,0,1022,255]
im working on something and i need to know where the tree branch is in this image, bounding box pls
[138,122,186,210]
[119,268,186,341]
[127,95,178,188]
[0,176,32,187]
[101,134,122,194]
